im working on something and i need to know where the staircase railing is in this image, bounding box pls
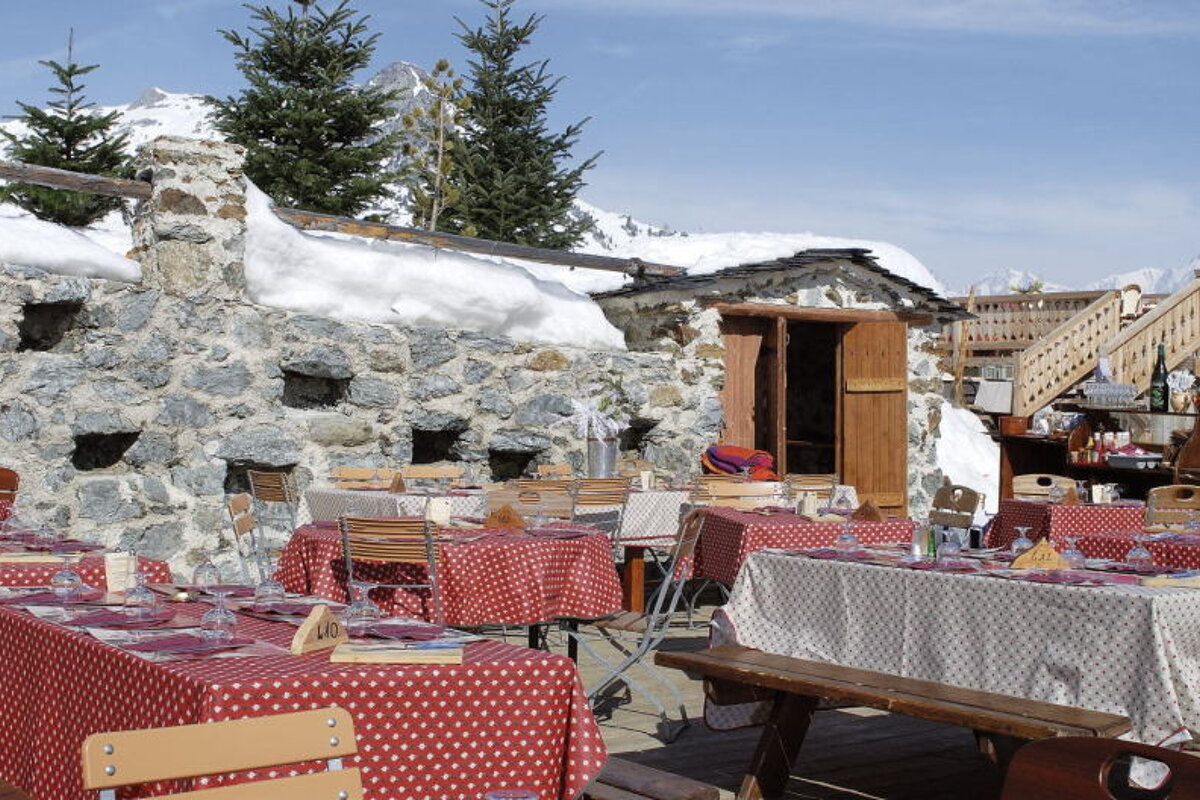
[1106,273,1200,392]
[1012,290,1126,416]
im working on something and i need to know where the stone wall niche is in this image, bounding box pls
[72,432,141,471]
[222,460,297,495]
[411,427,466,464]
[18,300,83,351]
[488,450,539,482]
[281,371,349,409]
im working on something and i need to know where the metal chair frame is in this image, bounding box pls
[247,469,300,533]
[339,513,443,623]
[225,492,269,584]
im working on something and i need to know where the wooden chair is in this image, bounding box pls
[1147,484,1200,526]
[573,478,632,548]
[514,478,575,492]
[1001,736,1200,800]
[564,509,706,743]
[929,483,981,530]
[247,469,299,530]
[399,465,464,489]
[1012,473,1075,502]
[485,486,575,521]
[225,493,267,585]
[0,467,17,522]
[536,463,573,478]
[340,515,442,623]
[81,707,362,799]
[784,473,837,504]
[691,480,784,510]
[331,466,396,491]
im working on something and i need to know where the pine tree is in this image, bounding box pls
[1,34,131,227]
[400,60,468,231]
[443,0,599,248]
[207,0,400,216]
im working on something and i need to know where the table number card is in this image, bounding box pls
[426,497,453,526]
[1011,538,1068,571]
[104,552,138,593]
[290,604,348,655]
[484,504,526,530]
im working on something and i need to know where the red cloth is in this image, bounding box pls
[693,507,916,585]
[0,603,606,799]
[277,524,623,626]
[701,445,779,481]
[986,499,1145,549]
[0,555,170,588]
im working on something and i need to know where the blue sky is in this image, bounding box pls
[1,0,1198,290]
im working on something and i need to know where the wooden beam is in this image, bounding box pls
[273,207,686,279]
[713,302,933,326]
[0,160,151,200]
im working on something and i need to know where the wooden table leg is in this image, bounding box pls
[622,545,647,613]
[738,691,817,800]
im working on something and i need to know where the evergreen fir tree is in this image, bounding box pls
[207,0,400,216]
[443,0,598,248]
[400,59,468,231]
[1,34,131,227]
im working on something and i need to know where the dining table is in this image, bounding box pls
[705,548,1200,752]
[0,531,171,588]
[1049,528,1200,570]
[693,507,918,586]
[0,596,606,799]
[277,521,623,629]
[986,498,1146,550]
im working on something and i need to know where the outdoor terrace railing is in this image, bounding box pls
[1107,273,1200,392]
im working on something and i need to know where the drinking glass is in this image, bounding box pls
[835,523,859,554]
[124,572,158,619]
[192,549,220,589]
[252,546,286,607]
[1075,481,1090,504]
[1010,526,1034,555]
[1125,534,1153,567]
[50,561,83,607]
[1047,486,1066,504]
[200,589,237,643]
[936,538,962,568]
[1061,536,1086,570]
[342,581,382,637]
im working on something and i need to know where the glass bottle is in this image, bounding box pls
[1149,341,1169,412]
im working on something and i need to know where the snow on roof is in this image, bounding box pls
[0,209,142,282]
[243,184,626,350]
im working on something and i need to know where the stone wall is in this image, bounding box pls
[595,260,949,516]
[0,137,721,577]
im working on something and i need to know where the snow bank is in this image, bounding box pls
[243,184,626,350]
[0,211,142,282]
[935,400,999,516]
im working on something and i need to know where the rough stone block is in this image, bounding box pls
[490,429,552,452]
[156,394,215,428]
[307,415,374,447]
[77,479,144,523]
[409,328,458,370]
[124,432,178,467]
[408,374,458,401]
[184,362,252,396]
[214,426,301,467]
[280,345,354,380]
[115,290,160,331]
[0,403,38,442]
[349,377,400,407]
[513,394,574,426]
[23,356,86,403]
[528,350,571,371]
[70,412,137,436]
[463,358,495,383]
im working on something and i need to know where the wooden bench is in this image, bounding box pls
[583,756,720,800]
[656,644,1132,800]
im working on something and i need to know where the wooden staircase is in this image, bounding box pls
[1107,273,1200,392]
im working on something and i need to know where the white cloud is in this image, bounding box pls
[531,0,1200,36]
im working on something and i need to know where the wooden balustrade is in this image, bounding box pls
[1106,274,1200,391]
[1012,291,1126,416]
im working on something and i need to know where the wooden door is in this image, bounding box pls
[720,317,766,448]
[840,322,908,515]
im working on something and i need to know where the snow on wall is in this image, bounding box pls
[936,399,999,515]
[242,184,626,350]
[0,211,141,282]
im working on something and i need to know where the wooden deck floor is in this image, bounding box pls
[562,619,1005,800]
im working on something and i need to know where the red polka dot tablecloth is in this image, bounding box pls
[277,524,623,627]
[0,555,170,588]
[0,602,606,799]
[706,550,1200,749]
[987,499,1146,549]
[693,507,917,585]
[1051,529,1200,569]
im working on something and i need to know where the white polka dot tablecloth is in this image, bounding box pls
[277,524,623,626]
[0,555,171,588]
[705,551,1200,748]
[987,499,1145,549]
[617,490,693,548]
[0,602,606,799]
[694,507,917,585]
[298,489,487,526]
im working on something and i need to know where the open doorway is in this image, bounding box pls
[785,321,837,474]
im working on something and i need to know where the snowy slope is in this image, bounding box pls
[959,268,1071,297]
[1086,257,1200,294]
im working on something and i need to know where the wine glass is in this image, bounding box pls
[200,588,237,643]
[1075,480,1090,505]
[1047,485,1066,504]
[1061,536,1087,570]
[835,522,859,554]
[50,560,84,618]
[251,545,286,608]
[124,572,158,619]
[936,537,962,569]
[1010,526,1035,555]
[1124,533,1153,568]
[192,549,220,590]
[342,581,382,637]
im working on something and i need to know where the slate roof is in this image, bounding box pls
[593,248,970,320]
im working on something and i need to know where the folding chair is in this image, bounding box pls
[562,509,705,743]
[784,473,837,508]
[1012,473,1074,501]
[400,464,464,490]
[225,493,268,585]
[247,469,300,532]
[331,466,397,491]
[0,467,17,522]
[81,707,362,799]
[930,482,982,547]
[340,515,443,623]
[536,463,573,478]
[1147,484,1200,527]
[573,478,631,553]
[691,480,785,510]
[513,478,574,492]
[484,486,575,522]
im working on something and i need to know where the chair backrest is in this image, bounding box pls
[1147,484,1200,525]
[81,707,362,799]
[697,473,743,486]
[0,467,18,494]
[400,465,464,482]
[1012,473,1074,501]
[247,470,298,504]
[513,478,574,492]
[485,487,575,520]
[537,463,573,478]
[331,466,397,491]
[785,473,837,502]
[574,478,631,508]
[692,480,784,509]
[226,493,257,539]
[643,509,707,634]
[340,516,434,565]
[1001,736,1200,800]
[930,484,981,529]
